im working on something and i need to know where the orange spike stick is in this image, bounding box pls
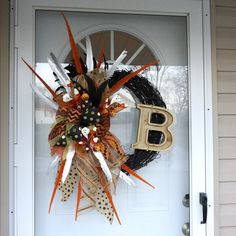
[61,13,83,74]
[22,58,56,97]
[110,60,160,95]
[97,47,105,69]
[48,160,66,213]
[104,187,122,225]
[121,164,155,189]
[75,181,82,221]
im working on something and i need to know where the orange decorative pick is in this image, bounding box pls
[110,60,160,95]
[121,164,155,189]
[61,13,83,74]
[48,160,66,213]
[21,58,56,97]
[97,47,105,69]
[75,181,82,221]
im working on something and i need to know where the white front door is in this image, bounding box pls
[12,1,210,236]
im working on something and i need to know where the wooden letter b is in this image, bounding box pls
[132,104,174,152]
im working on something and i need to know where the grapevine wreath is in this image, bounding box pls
[23,13,173,224]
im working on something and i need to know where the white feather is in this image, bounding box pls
[107,50,128,77]
[47,53,71,95]
[85,36,93,72]
[61,144,75,183]
[46,155,60,175]
[30,84,58,110]
[49,53,71,84]
[93,151,112,183]
[119,171,135,186]
[50,155,60,169]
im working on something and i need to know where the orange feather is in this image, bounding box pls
[110,60,160,95]
[121,164,155,189]
[97,47,105,69]
[75,181,82,221]
[48,160,66,213]
[22,58,56,97]
[61,13,83,74]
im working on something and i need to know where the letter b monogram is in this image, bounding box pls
[132,104,174,152]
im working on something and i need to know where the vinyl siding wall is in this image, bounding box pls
[214,0,236,235]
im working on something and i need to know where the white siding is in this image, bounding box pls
[215,0,236,235]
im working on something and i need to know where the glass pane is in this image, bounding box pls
[35,10,188,236]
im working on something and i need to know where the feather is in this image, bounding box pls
[48,159,66,213]
[121,164,155,189]
[55,85,66,94]
[75,181,82,221]
[64,64,78,78]
[95,80,109,106]
[83,75,109,106]
[93,151,112,183]
[93,57,97,69]
[97,47,104,69]
[85,36,93,72]
[22,58,56,97]
[109,60,159,95]
[61,13,83,74]
[30,83,58,110]
[104,187,121,225]
[107,50,127,77]
[119,171,135,186]
[84,74,96,96]
[49,155,60,169]
[103,55,109,70]
[48,53,71,95]
[61,144,75,183]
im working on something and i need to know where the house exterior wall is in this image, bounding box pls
[0,1,10,236]
[212,0,236,235]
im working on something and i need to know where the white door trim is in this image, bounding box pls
[202,0,214,236]
[9,0,214,235]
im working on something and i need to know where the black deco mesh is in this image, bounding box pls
[110,70,166,171]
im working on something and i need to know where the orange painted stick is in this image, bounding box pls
[121,164,155,189]
[110,60,160,94]
[97,47,104,69]
[104,187,121,225]
[75,181,82,221]
[48,160,66,213]
[61,13,83,74]
[22,58,56,97]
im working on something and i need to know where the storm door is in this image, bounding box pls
[13,1,207,236]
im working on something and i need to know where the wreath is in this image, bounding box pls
[23,13,172,224]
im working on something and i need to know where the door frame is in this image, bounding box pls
[9,0,214,235]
